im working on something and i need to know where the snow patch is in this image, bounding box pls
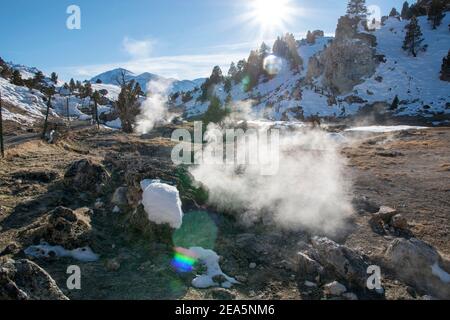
[140,179,184,229]
[189,247,238,289]
[24,243,99,262]
[345,125,428,133]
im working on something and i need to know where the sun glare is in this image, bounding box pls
[243,0,299,37]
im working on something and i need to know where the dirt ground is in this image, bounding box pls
[0,125,449,300]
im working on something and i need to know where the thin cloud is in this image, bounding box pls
[62,51,249,81]
[122,37,156,59]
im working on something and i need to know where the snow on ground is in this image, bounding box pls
[105,118,122,129]
[182,15,449,120]
[92,83,122,101]
[0,77,48,123]
[189,247,238,289]
[140,179,184,229]
[24,243,99,262]
[345,125,429,133]
[347,15,450,116]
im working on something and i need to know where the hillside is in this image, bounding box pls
[176,15,450,122]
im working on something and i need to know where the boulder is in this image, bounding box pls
[384,238,450,299]
[0,259,68,300]
[369,206,397,227]
[391,214,408,230]
[64,159,109,193]
[310,237,369,288]
[324,281,347,296]
[111,186,128,206]
[296,252,325,281]
[30,207,93,250]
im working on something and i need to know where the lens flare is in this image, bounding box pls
[263,55,283,75]
[171,247,198,273]
[240,0,301,38]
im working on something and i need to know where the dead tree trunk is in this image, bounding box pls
[94,98,100,130]
[66,96,71,128]
[0,91,4,158]
[41,94,52,140]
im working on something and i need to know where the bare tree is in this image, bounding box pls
[92,90,101,130]
[66,96,71,128]
[41,86,55,140]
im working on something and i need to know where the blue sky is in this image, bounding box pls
[0,0,411,81]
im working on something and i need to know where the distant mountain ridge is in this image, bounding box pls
[90,68,206,94]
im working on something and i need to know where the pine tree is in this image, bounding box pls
[428,0,445,29]
[402,16,425,57]
[116,80,141,133]
[228,62,238,79]
[401,1,410,19]
[440,50,450,82]
[200,66,224,101]
[92,90,101,129]
[390,95,400,110]
[0,58,12,79]
[244,50,264,90]
[259,42,270,59]
[210,66,224,84]
[346,0,368,20]
[224,78,232,93]
[50,72,58,84]
[69,78,76,92]
[81,82,93,99]
[202,95,228,126]
[389,8,399,17]
[33,71,45,89]
[11,70,24,86]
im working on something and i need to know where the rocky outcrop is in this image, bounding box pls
[64,159,109,194]
[0,259,68,300]
[307,15,378,94]
[37,207,93,250]
[294,237,369,289]
[309,237,369,288]
[320,40,377,94]
[384,238,450,299]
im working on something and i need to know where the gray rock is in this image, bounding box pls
[324,281,347,296]
[307,15,378,95]
[0,259,68,300]
[296,252,325,281]
[384,238,450,299]
[64,159,109,193]
[391,214,408,230]
[112,187,128,206]
[343,292,358,300]
[311,237,369,288]
[28,207,93,250]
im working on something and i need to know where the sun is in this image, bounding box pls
[241,0,300,37]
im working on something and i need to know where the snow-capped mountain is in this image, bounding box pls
[90,68,205,94]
